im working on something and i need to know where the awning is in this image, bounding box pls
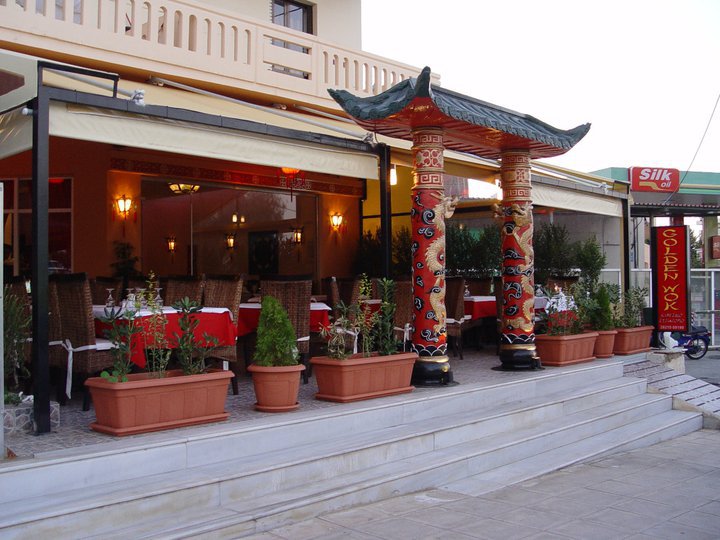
[0,107,31,159]
[533,182,623,217]
[50,103,379,179]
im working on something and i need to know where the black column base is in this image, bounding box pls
[497,347,543,371]
[411,358,457,386]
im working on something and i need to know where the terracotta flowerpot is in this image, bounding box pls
[311,352,417,403]
[85,369,234,436]
[535,332,598,366]
[613,325,654,355]
[248,364,305,412]
[593,329,618,358]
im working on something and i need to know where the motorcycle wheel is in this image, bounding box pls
[685,337,709,360]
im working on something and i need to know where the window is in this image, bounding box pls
[272,0,312,34]
[1,177,73,280]
[271,0,313,79]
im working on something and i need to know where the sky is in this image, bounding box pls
[360,0,720,175]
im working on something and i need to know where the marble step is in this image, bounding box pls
[0,359,624,506]
[0,384,687,538]
[98,400,700,539]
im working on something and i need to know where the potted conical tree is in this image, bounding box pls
[248,295,305,412]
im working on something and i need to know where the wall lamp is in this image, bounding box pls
[166,235,176,253]
[330,213,344,231]
[225,232,236,250]
[231,213,246,224]
[292,227,303,244]
[115,194,133,219]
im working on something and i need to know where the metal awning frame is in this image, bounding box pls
[24,61,385,434]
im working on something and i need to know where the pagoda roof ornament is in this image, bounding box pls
[329,67,590,160]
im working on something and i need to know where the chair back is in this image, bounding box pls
[50,272,96,347]
[6,276,31,320]
[89,276,123,305]
[393,281,413,329]
[321,276,342,318]
[203,275,244,318]
[444,276,466,323]
[164,275,204,306]
[260,279,312,354]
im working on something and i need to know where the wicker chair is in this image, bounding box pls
[393,281,413,351]
[321,276,342,319]
[89,276,123,305]
[445,276,468,359]
[260,279,312,383]
[202,274,244,394]
[49,272,116,410]
[164,275,204,306]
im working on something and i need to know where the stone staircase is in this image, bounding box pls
[0,359,702,539]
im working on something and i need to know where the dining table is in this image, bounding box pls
[236,301,332,337]
[463,295,551,322]
[93,305,237,368]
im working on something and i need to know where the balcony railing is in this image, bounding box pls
[0,0,438,108]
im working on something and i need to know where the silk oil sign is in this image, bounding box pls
[629,167,680,192]
[651,226,690,332]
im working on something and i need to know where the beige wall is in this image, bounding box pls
[200,0,362,48]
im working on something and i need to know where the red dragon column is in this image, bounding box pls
[410,127,457,385]
[497,150,540,369]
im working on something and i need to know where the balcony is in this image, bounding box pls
[0,0,439,110]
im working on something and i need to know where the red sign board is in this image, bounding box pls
[651,226,690,332]
[629,167,680,192]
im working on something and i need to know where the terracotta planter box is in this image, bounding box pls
[535,332,598,366]
[85,369,233,436]
[247,364,305,412]
[593,329,618,358]
[613,325,654,355]
[310,352,417,403]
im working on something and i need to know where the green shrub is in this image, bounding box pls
[253,296,298,367]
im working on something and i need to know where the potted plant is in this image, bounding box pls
[247,295,305,412]
[311,278,417,402]
[534,290,598,366]
[586,283,620,358]
[613,286,654,355]
[85,277,233,436]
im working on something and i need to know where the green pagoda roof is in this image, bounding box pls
[329,67,590,160]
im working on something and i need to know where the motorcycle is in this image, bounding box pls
[667,326,711,360]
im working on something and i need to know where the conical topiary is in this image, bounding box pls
[253,295,299,367]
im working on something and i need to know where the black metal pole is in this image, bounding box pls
[622,196,631,292]
[378,143,392,279]
[31,70,51,434]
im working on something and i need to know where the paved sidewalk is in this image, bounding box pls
[248,430,720,540]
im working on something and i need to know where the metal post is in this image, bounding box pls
[378,143,392,279]
[31,71,51,433]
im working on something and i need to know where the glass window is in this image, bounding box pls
[273,0,312,34]
[18,177,72,209]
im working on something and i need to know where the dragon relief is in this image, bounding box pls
[495,203,535,334]
[423,194,458,336]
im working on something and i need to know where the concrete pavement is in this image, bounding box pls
[686,350,720,386]
[248,429,720,540]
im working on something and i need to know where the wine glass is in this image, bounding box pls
[105,288,115,308]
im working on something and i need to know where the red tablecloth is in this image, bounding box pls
[236,302,332,337]
[464,296,496,320]
[94,307,237,368]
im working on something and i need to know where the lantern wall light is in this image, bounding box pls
[166,235,176,253]
[115,194,133,219]
[225,232,236,250]
[330,213,344,231]
[292,227,303,244]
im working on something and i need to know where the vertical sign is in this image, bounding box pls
[651,225,690,332]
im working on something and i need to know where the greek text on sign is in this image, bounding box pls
[629,167,680,192]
